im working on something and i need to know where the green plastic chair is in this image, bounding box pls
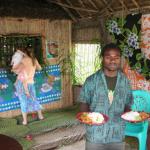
[125,90,150,150]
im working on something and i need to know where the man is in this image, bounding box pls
[79,43,133,150]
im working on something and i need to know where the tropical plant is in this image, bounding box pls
[58,43,101,85]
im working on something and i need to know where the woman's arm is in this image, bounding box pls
[11,63,24,74]
[35,59,42,71]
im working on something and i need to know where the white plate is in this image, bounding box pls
[121,111,141,122]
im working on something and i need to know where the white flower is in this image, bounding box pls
[127,33,139,49]
[107,20,121,35]
[111,20,118,27]
[123,46,133,57]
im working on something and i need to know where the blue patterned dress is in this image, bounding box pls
[79,70,133,144]
[15,80,42,113]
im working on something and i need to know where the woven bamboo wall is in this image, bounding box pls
[72,18,112,44]
[72,27,100,43]
[0,17,73,117]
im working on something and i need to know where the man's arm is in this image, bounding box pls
[80,102,90,112]
[124,79,133,112]
[78,78,91,112]
[124,105,131,112]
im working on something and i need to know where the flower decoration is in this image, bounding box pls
[127,33,139,49]
[107,20,122,35]
[122,46,133,57]
[106,14,150,80]
[137,80,150,90]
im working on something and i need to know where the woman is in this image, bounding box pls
[12,47,44,125]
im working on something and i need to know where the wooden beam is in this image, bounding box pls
[49,0,98,13]
[118,0,129,11]
[94,0,111,18]
[98,0,114,16]
[100,5,150,18]
[78,5,150,20]
[101,0,113,12]
[78,0,86,8]
[59,0,77,21]
[88,0,99,10]
[65,0,83,18]
[61,6,77,21]
[78,0,92,17]
[131,0,140,9]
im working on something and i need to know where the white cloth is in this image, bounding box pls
[11,50,24,67]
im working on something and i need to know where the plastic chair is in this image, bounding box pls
[125,90,150,150]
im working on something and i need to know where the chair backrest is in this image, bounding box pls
[131,90,150,113]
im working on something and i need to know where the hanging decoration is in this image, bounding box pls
[141,14,150,60]
[46,40,58,59]
[106,13,150,80]
[0,65,61,112]
[123,61,150,91]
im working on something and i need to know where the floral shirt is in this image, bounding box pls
[79,70,133,144]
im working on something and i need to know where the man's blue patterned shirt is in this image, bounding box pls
[79,70,132,144]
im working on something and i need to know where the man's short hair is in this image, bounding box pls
[101,43,121,57]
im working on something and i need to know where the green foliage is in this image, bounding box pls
[0,118,17,128]
[135,61,141,69]
[0,36,44,68]
[118,18,126,27]
[16,137,34,150]
[132,25,138,35]
[106,17,150,80]
[90,39,101,44]
[0,118,32,149]
[0,125,30,138]
[136,53,143,61]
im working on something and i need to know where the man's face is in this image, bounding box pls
[103,49,121,71]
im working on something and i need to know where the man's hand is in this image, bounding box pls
[80,103,90,112]
[124,105,131,112]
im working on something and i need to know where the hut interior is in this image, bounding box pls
[0,0,150,117]
[0,0,150,149]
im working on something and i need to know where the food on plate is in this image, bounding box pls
[79,112,104,124]
[139,112,150,120]
[121,111,149,122]
[122,111,141,121]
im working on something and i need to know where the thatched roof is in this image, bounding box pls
[0,0,70,19]
[0,0,150,21]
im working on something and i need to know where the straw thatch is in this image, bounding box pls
[0,0,150,21]
[0,0,70,20]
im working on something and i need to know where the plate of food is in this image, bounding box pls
[121,111,150,123]
[76,112,109,125]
